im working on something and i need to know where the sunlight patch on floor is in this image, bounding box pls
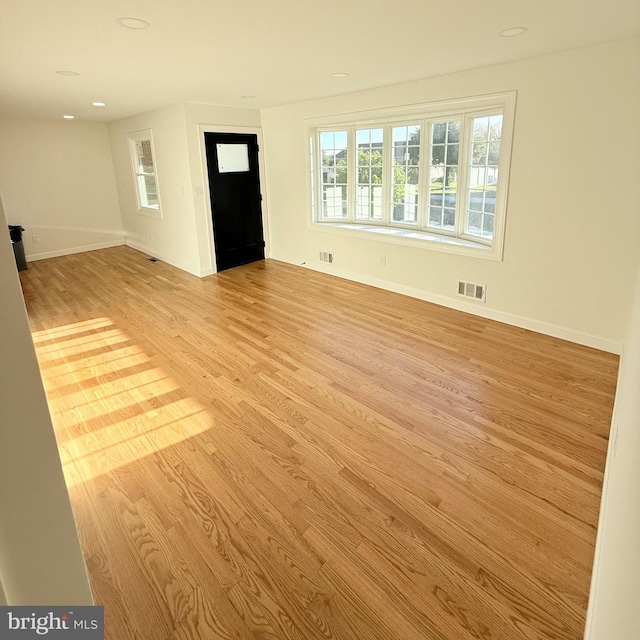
[32,317,213,488]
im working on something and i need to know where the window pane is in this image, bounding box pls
[136,139,154,173]
[334,131,348,150]
[320,132,334,150]
[432,144,445,165]
[427,120,460,231]
[484,192,496,213]
[319,130,349,219]
[447,121,460,143]
[446,144,459,165]
[131,132,160,211]
[143,175,158,207]
[217,143,249,173]
[445,166,457,188]
[391,125,421,224]
[393,126,407,142]
[356,129,370,145]
[482,214,494,235]
[433,123,446,144]
[468,210,481,232]
[488,141,500,165]
[469,167,486,189]
[443,208,455,229]
[136,174,158,208]
[371,128,384,145]
[322,184,347,218]
[356,128,384,221]
[394,143,407,161]
[407,125,421,144]
[466,113,502,240]
[489,115,503,140]
[472,143,487,166]
[469,190,483,211]
[473,117,489,140]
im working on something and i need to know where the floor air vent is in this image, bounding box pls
[319,251,334,264]
[457,280,486,302]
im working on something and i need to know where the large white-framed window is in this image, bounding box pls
[128,129,161,218]
[308,92,515,260]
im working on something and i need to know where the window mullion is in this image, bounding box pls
[455,115,470,238]
[313,132,320,221]
[382,124,392,225]
[347,127,356,222]
[315,131,322,220]
[418,118,430,230]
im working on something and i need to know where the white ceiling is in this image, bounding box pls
[0,0,638,123]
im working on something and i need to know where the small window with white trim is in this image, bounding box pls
[308,92,515,260]
[128,129,161,217]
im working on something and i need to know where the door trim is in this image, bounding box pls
[198,124,270,275]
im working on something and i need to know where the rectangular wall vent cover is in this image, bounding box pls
[319,251,334,264]
[457,280,486,302]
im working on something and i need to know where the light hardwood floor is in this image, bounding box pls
[21,246,618,640]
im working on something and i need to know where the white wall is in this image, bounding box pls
[183,103,262,275]
[585,257,640,639]
[0,117,123,260]
[109,102,264,277]
[261,38,640,351]
[109,104,201,275]
[0,197,93,605]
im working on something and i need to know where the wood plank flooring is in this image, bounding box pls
[20,246,618,640]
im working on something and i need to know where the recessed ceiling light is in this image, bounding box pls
[500,27,528,37]
[62,115,75,119]
[241,95,256,99]
[56,70,80,76]
[92,102,106,107]
[332,72,349,78]
[117,17,151,30]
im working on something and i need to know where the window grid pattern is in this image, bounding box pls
[466,115,502,239]
[134,139,159,209]
[312,100,511,250]
[392,125,421,224]
[427,121,460,231]
[356,128,384,221]
[320,130,348,219]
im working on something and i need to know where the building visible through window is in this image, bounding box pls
[128,130,161,215]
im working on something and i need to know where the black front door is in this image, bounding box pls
[204,132,265,272]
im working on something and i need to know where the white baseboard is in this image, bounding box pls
[26,239,124,262]
[124,240,202,277]
[294,260,623,355]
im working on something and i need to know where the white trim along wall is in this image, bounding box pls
[0,116,123,261]
[261,39,640,354]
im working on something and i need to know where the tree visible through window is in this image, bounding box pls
[310,93,514,254]
[428,120,460,231]
[356,128,383,221]
[320,131,348,219]
[467,114,502,239]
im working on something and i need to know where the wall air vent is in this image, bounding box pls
[319,251,334,264]
[457,280,486,302]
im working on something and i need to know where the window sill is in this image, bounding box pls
[311,221,502,261]
[138,206,162,220]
